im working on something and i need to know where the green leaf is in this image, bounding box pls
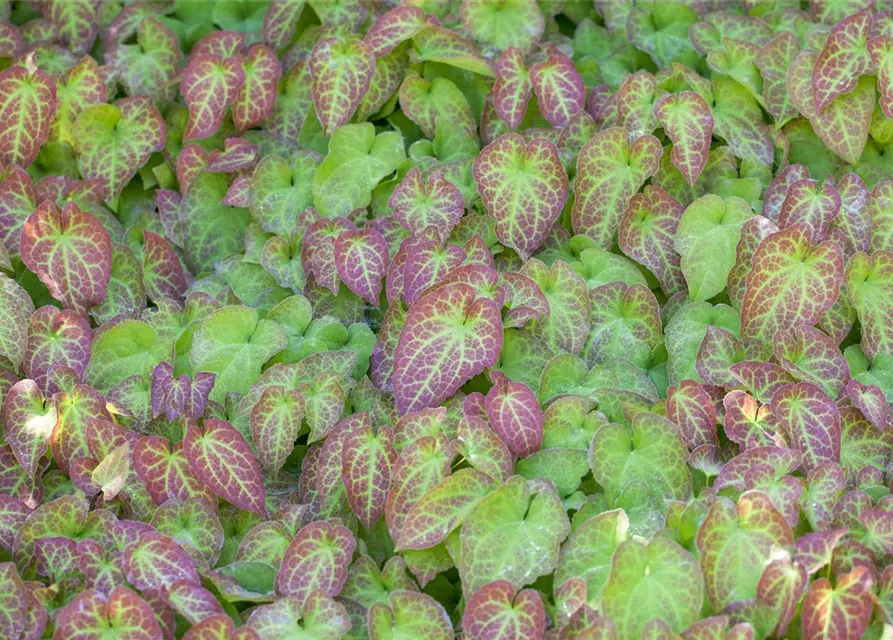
[601,535,703,638]
[674,194,752,302]
[459,475,570,598]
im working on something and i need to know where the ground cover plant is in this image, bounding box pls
[6,0,893,638]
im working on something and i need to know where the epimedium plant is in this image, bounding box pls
[4,0,893,639]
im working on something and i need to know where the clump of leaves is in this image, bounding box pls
[4,1,893,639]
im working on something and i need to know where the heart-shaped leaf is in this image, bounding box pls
[653,91,713,185]
[529,50,584,128]
[389,167,464,240]
[770,382,841,471]
[573,127,662,247]
[462,580,546,640]
[181,55,245,141]
[0,64,55,168]
[309,37,375,135]
[845,251,893,359]
[697,492,793,611]
[184,419,267,517]
[602,535,703,638]
[334,226,389,306]
[342,423,395,529]
[459,475,569,598]
[73,98,165,206]
[20,200,111,313]
[812,10,872,113]
[393,283,502,415]
[474,133,568,260]
[275,520,356,604]
[232,44,280,133]
[1,379,55,478]
[54,586,163,640]
[741,224,844,344]
[492,47,532,131]
[484,371,542,458]
[801,566,873,640]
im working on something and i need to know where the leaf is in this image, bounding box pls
[91,442,130,501]
[410,25,495,77]
[667,380,718,450]
[674,194,752,302]
[459,475,569,598]
[812,10,872,113]
[0,64,55,168]
[364,4,429,57]
[23,306,91,396]
[342,424,395,529]
[312,123,405,218]
[521,258,590,356]
[392,283,502,415]
[190,305,286,402]
[395,468,495,551]
[123,532,201,591]
[399,74,476,140]
[275,520,356,604]
[485,371,542,458]
[250,385,304,473]
[589,412,691,504]
[368,590,453,639]
[181,55,245,141]
[19,200,110,314]
[462,580,546,640]
[529,50,585,127]
[1,379,55,478]
[788,50,874,166]
[247,593,350,640]
[618,185,686,296]
[457,414,514,483]
[801,567,873,640]
[232,44,280,133]
[334,227,389,306]
[107,17,181,103]
[653,91,713,185]
[770,382,841,471]
[572,127,662,247]
[309,37,375,135]
[741,224,844,344]
[722,391,782,450]
[184,419,267,517]
[845,251,893,359]
[473,133,568,260]
[774,325,850,399]
[54,586,163,640]
[602,535,703,638]
[555,509,628,609]
[492,47,532,131]
[697,492,794,611]
[73,98,166,206]
[389,168,464,239]
[461,0,544,52]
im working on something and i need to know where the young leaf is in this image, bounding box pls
[20,200,111,313]
[492,47,532,131]
[342,424,396,529]
[801,566,873,640]
[741,224,844,344]
[459,475,569,598]
[232,44,280,133]
[392,283,502,415]
[72,98,166,205]
[812,11,872,113]
[618,185,686,296]
[309,37,375,135]
[697,492,794,611]
[0,64,55,169]
[462,580,546,640]
[389,168,464,240]
[334,227,389,306]
[181,56,245,141]
[133,435,214,506]
[529,51,585,128]
[473,133,569,260]
[484,371,542,458]
[23,306,92,396]
[845,251,893,359]
[573,127,662,247]
[184,419,267,517]
[653,91,713,185]
[275,520,356,604]
[54,586,163,640]
[602,536,703,638]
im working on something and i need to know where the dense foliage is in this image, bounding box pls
[4,0,893,638]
